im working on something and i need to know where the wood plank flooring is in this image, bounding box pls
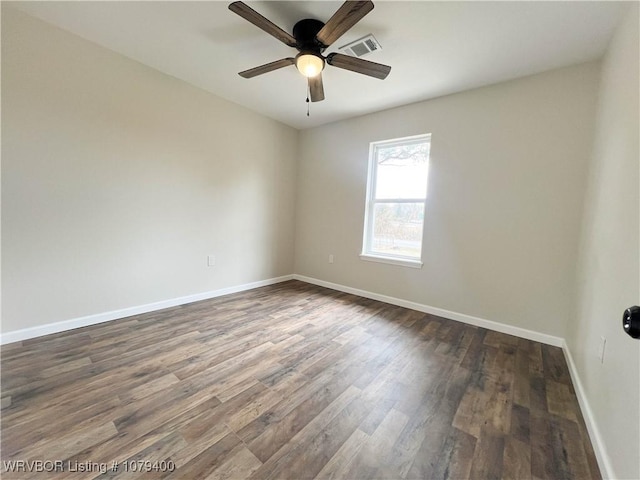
[1,280,600,479]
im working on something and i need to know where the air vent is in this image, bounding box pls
[337,34,381,58]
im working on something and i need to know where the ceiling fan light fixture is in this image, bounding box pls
[296,53,324,78]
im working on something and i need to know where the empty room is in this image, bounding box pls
[1,1,639,479]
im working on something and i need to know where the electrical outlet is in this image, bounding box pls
[597,336,606,363]
[328,254,334,264]
[207,255,216,267]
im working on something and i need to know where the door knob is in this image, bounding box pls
[623,306,640,339]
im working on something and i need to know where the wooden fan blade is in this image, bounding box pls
[239,58,295,78]
[326,53,390,79]
[229,2,297,48]
[309,73,325,102]
[315,1,374,47]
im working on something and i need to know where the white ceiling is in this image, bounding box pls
[8,1,627,129]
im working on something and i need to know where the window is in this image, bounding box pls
[361,134,431,268]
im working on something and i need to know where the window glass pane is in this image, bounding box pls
[371,203,424,258]
[375,142,429,200]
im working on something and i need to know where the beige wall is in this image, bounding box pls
[295,62,599,338]
[571,4,640,478]
[1,8,298,333]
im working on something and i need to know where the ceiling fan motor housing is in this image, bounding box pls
[293,19,326,52]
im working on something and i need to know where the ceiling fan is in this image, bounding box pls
[228,0,391,103]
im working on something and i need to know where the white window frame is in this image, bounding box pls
[360,133,431,268]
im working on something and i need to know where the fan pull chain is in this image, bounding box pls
[306,78,310,117]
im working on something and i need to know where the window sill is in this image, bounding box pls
[359,253,423,269]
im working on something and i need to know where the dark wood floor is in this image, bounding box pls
[1,280,600,479]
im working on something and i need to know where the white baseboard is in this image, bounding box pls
[0,275,294,345]
[1,273,562,348]
[293,274,564,347]
[293,274,616,476]
[293,274,612,477]
[561,341,614,479]
[0,272,610,479]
